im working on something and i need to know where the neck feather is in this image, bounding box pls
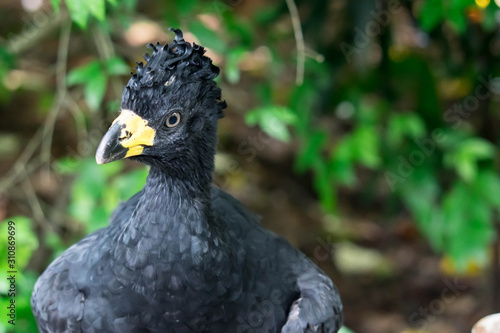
[112,166,219,270]
[108,166,243,309]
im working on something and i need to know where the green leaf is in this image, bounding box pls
[55,157,81,174]
[105,56,129,76]
[387,113,426,147]
[84,70,107,111]
[296,131,326,172]
[188,21,226,54]
[245,106,297,142]
[177,0,197,15]
[66,0,90,29]
[50,0,62,13]
[68,158,144,233]
[0,217,38,270]
[113,167,148,199]
[88,205,109,232]
[69,159,108,223]
[473,170,500,208]
[67,61,101,86]
[101,159,124,177]
[87,0,106,21]
[399,168,441,244]
[338,326,356,333]
[122,0,137,10]
[65,0,110,27]
[164,10,181,30]
[330,139,356,186]
[330,157,355,187]
[418,0,444,31]
[356,102,379,125]
[0,47,15,69]
[460,138,495,158]
[72,158,106,203]
[313,160,336,212]
[455,157,475,182]
[224,16,254,47]
[68,61,108,111]
[351,126,381,169]
[44,232,66,258]
[442,181,494,268]
[225,47,246,84]
[102,167,147,215]
[103,185,120,216]
[444,138,495,182]
[207,1,231,20]
[447,4,468,34]
[253,3,282,25]
[69,185,95,223]
[482,3,497,31]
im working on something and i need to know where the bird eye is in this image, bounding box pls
[165,112,181,128]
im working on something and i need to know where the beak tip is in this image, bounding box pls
[95,143,108,165]
[95,140,127,165]
[95,110,153,166]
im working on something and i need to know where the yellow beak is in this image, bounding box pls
[95,110,155,164]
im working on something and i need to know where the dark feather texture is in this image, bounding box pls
[31,28,342,333]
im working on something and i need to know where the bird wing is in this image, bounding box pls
[31,232,103,333]
[32,191,143,333]
[281,261,343,333]
[210,187,343,333]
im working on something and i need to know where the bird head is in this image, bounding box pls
[96,28,226,178]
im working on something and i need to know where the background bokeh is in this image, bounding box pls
[1,0,500,332]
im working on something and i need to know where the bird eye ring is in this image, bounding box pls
[165,112,181,128]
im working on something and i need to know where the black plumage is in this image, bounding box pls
[31,28,343,333]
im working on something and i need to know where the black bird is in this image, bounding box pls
[31,28,343,333]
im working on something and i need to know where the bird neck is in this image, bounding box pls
[111,166,243,308]
[114,166,223,270]
[145,133,217,193]
[142,166,214,224]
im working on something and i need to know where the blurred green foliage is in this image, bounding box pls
[67,56,129,111]
[61,158,148,232]
[0,217,38,333]
[2,0,500,331]
[246,106,297,142]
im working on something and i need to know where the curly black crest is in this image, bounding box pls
[127,28,220,89]
[122,28,226,119]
